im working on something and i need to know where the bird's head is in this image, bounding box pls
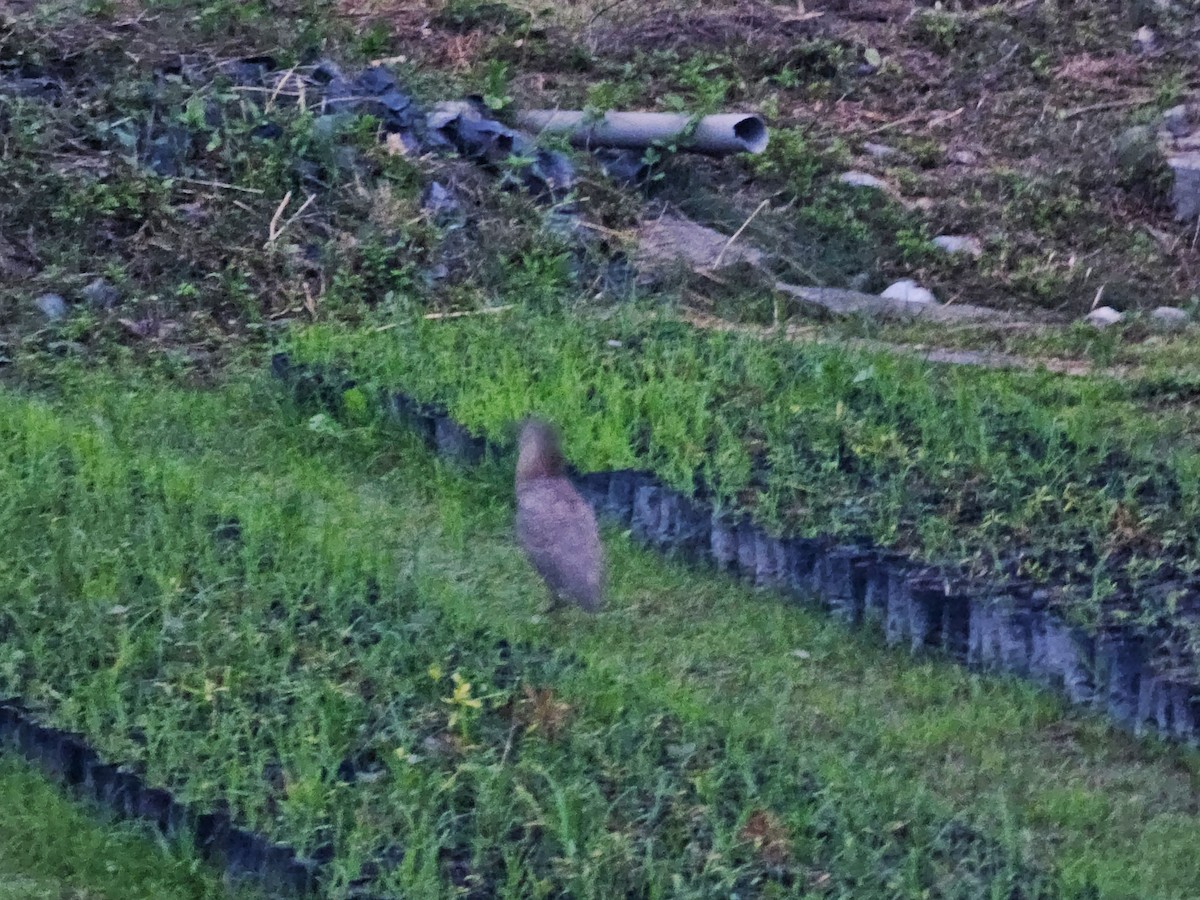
[516,417,566,483]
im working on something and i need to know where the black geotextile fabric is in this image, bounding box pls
[0,700,327,897]
[271,353,1200,748]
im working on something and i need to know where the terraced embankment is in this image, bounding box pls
[0,368,1197,897]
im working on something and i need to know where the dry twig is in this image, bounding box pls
[712,198,770,269]
[423,305,514,320]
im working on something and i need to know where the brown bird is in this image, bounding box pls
[515,418,604,613]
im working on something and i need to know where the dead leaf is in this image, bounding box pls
[385,132,409,156]
[740,808,792,869]
[517,685,572,741]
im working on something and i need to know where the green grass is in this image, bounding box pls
[2,2,1200,892]
[0,366,1198,896]
[0,754,239,899]
[282,305,1200,647]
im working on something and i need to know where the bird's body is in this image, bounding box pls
[515,419,604,613]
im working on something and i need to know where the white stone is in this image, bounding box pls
[1133,25,1158,53]
[881,279,937,304]
[931,235,983,257]
[1085,306,1124,326]
[839,170,889,190]
[1163,104,1192,137]
[35,293,67,320]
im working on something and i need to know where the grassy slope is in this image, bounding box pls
[0,755,239,900]
[0,367,1197,896]
[284,308,1200,642]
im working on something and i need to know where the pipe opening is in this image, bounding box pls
[732,115,769,153]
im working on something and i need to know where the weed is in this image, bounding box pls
[911,9,964,55]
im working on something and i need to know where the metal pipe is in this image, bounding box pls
[517,110,769,155]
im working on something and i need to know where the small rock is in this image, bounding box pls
[421,734,454,756]
[421,181,463,226]
[791,649,811,660]
[1115,125,1161,171]
[1163,104,1192,138]
[1115,126,1166,196]
[949,149,978,165]
[1168,151,1200,220]
[1133,25,1158,53]
[881,279,937,304]
[35,293,67,320]
[81,277,120,309]
[931,235,983,258]
[862,142,898,159]
[145,126,194,177]
[839,171,889,190]
[1085,306,1124,327]
[606,339,623,348]
[1149,305,1190,329]
[420,263,450,287]
[636,212,765,274]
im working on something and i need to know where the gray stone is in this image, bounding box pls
[839,170,889,190]
[34,293,67,321]
[1115,125,1164,188]
[950,149,978,165]
[1168,152,1200,221]
[81,278,120,309]
[636,211,765,274]
[1133,25,1158,53]
[1149,305,1190,330]
[1163,104,1192,138]
[1085,306,1124,327]
[420,181,464,228]
[881,279,936,304]
[931,235,983,258]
